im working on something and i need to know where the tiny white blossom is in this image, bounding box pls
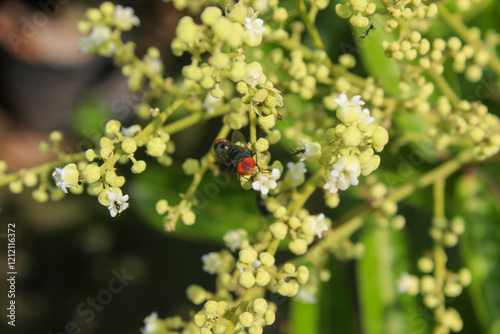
[251,260,262,270]
[323,156,361,193]
[122,125,141,137]
[244,17,266,34]
[313,213,328,238]
[244,63,263,88]
[202,252,222,274]
[141,312,160,334]
[52,163,79,193]
[203,93,222,114]
[107,192,129,217]
[113,5,140,31]
[397,272,411,293]
[243,17,266,47]
[287,161,307,180]
[359,108,375,125]
[224,229,248,252]
[252,168,281,195]
[78,26,112,53]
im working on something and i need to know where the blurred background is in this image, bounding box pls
[0,1,499,334]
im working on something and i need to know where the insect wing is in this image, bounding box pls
[231,130,247,147]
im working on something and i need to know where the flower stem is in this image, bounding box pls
[296,0,325,50]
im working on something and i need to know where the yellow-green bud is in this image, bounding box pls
[104,170,117,185]
[82,164,101,183]
[335,4,352,18]
[258,115,275,130]
[289,239,308,255]
[253,298,268,314]
[100,137,114,148]
[201,6,222,26]
[155,199,169,215]
[182,210,196,225]
[211,52,230,70]
[364,2,376,15]
[426,3,438,17]
[270,222,288,239]
[194,311,207,327]
[342,126,362,147]
[444,281,463,297]
[239,312,254,327]
[211,86,224,99]
[187,285,207,305]
[23,172,37,187]
[105,120,121,136]
[465,64,482,82]
[283,263,296,274]
[132,160,146,174]
[49,131,63,142]
[339,54,356,68]
[227,3,247,24]
[231,61,247,82]
[9,180,23,194]
[259,252,275,267]
[100,2,114,15]
[213,325,227,334]
[32,188,49,202]
[147,137,166,157]
[443,231,458,247]
[273,7,288,23]
[381,200,397,216]
[266,129,281,144]
[349,0,367,12]
[350,13,369,28]
[239,247,258,264]
[256,270,271,286]
[458,268,472,286]
[99,147,113,161]
[121,138,137,153]
[226,114,244,130]
[204,300,218,314]
[450,216,465,235]
[420,275,436,294]
[239,271,256,288]
[277,282,293,296]
[297,266,309,284]
[87,182,103,196]
[182,158,200,175]
[236,81,248,94]
[85,149,96,162]
[372,126,389,150]
[337,106,361,126]
[176,16,198,45]
[390,215,406,230]
[264,310,275,325]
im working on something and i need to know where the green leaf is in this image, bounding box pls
[455,171,500,333]
[130,164,266,244]
[357,219,430,334]
[290,298,319,334]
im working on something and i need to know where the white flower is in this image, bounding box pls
[334,93,374,126]
[78,26,113,53]
[287,161,307,180]
[243,17,266,47]
[202,252,222,274]
[141,312,160,334]
[224,229,248,252]
[107,192,129,217]
[252,168,281,195]
[245,17,266,34]
[203,93,222,114]
[113,5,140,31]
[323,156,361,193]
[52,163,79,193]
[334,93,365,108]
[313,213,328,238]
[359,108,375,125]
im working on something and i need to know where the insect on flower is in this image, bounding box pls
[213,131,258,176]
[359,22,375,39]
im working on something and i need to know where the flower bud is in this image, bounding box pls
[335,4,352,18]
[49,131,63,142]
[239,312,254,327]
[204,300,218,314]
[155,199,169,215]
[85,149,96,162]
[147,137,166,157]
[297,266,309,284]
[239,247,258,264]
[82,164,101,183]
[132,160,146,174]
[239,271,256,288]
[264,310,275,325]
[201,6,222,26]
[182,210,196,225]
[289,239,308,255]
[121,138,137,153]
[182,158,200,175]
[187,284,207,305]
[350,13,369,28]
[269,222,288,239]
[342,126,362,147]
[105,120,121,136]
[256,270,271,286]
[349,0,367,12]
[259,252,275,267]
[227,3,247,24]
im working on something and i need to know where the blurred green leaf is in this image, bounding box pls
[291,298,319,334]
[131,164,267,244]
[357,219,430,334]
[72,95,109,139]
[455,171,500,333]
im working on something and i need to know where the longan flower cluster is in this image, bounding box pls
[50,118,174,217]
[383,0,438,32]
[430,101,500,159]
[263,204,330,255]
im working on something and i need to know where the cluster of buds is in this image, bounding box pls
[50,118,173,217]
[335,0,377,29]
